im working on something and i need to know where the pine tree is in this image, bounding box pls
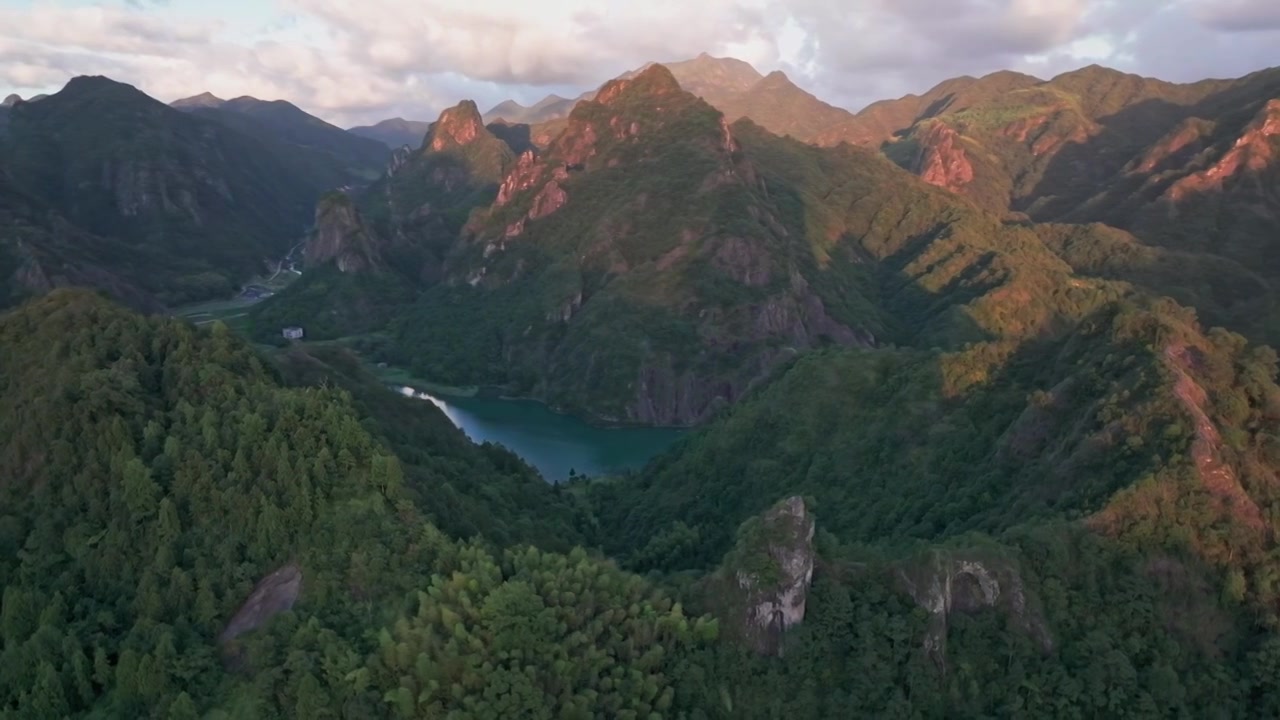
[122,457,160,520]
[169,691,199,720]
[27,662,70,720]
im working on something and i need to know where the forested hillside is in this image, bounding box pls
[380,65,1141,424]
[8,290,1280,717]
[0,77,379,305]
[0,290,717,717]
[7,52,1280,719]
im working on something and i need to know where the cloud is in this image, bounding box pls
[0,0,1277,126]
[1190,0,1280,32]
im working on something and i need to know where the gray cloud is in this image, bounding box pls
[0,0,1276,126]
[1192,0,1280,32]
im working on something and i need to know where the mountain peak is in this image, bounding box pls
[62,75,139,96]
[661,54,764,97]
[58,76,156,107]
[172,91,225,109]
[427,99,486,151]
[596,63,682,105]
[2,94,20,107]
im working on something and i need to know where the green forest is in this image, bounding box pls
[7,281,1280,718]
[5,52,1280,720]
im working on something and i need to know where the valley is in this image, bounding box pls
[398,385,686,481]
[3,41,1280,719]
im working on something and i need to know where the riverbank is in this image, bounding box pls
[394,384,687,482]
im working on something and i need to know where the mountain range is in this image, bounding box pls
[4,52,1280,717]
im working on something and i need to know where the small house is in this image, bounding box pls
[282,326,304,341]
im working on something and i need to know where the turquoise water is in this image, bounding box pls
[397,386,686,482]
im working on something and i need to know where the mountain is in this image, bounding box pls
[169,91,224,109]
[181,95,389,180]
[0,171,161,312]
[12,58,1280,718]
[663,53,764,97]
[1,94,19,108]
[0,289,713,717]
[246,99,515,341]
[9,266,1280,716]
[650,54,867,145]
[660,54,862,143]
[862,64,1280,342]
[0,76,358,304]
[483,93,584,124]
[347,116,433,149]
[384,64,1145,425]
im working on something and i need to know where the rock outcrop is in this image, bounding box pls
[1167,99,1280,202]
[722,497,816,655]
[898,551,1051,671]
[426,100,486,152]
[304,193,381,273]
[219,563,302,645]
[913,122,975,193]
[385,145,412,178]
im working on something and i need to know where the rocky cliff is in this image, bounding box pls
[393,64,879,425]
[719,497,816,655]
[304,193,382,273]
[220,563,303,646]
[898,550,1051,671]
[426,100,487,152]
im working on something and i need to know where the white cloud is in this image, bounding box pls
[0,0,1276,126]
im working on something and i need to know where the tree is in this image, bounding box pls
[122,457,160,521]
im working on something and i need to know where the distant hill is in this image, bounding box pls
[170,91,225,109]
[248,99,515,341]
[0,76,369,304]
[482,92,588,125]
[176,94,389,180]
[347,117,433,149]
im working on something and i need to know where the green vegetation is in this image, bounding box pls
[270,344,592,549]
[0,290,710,717]
[190,96,389,182]
[0,76,370,305]
[387,70,1142,424]
[7,58,1280,719]
[247,264,416,343]
[859,63,1280,346]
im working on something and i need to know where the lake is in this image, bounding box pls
[397,386,687,482]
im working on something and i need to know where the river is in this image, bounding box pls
[397,387,686,482]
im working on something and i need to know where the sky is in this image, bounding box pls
[1,0,1278,127]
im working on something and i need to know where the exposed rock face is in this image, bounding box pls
[728,497,816,656]
[219,563,302,645]
[426,100,486,151]
[1167,100,1280,201]
[528,180,567,220]
[1,94,19,108]
[1131,118,1213,174]
[305,194,381,273]
[712,236,771,286]
[914,122,975,193]
[1164,343,1266,529]
[899,552,1051,671]
[101,158,228,222]
[385,145,412,177]
[626,351,787,425]
[497,151,543,206]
